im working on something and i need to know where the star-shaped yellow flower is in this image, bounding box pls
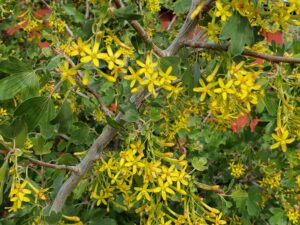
[271,127,295,152]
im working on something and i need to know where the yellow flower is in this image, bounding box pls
[193,79,217,101]
[81,42,107,67]
[228,161,245,179]
[140,72,161,97]
[58,60,77,85]
[215,1,232,22]
[70,37,90,57]
[8,179,32,212]
[134,184,152,201]
[214,78,235,101]
[271,127,295,152]
[287,208,300,225]
[0,108,8,117]
[152,178,175,201]
[124,66,143,88]
[158,66,177,91]
[136,54,158,77]
[104,46,124,70]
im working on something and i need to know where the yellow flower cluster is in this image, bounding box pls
[7,178,48,212]
[228,161,245,179]
[193,61,263,129]
[24,20,38,32]
[7,179,31,212]
[287,208,300,225]
[230,0,300,32]
[124,55,178,97]
[146,0,161,14]
[91,140,226,224]
[48,16,66,33]
[260,173,281,189]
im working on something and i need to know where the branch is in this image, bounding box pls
[164,0,215,56]
[85,0,90,19]
[184,40,300,64]
[50,89,146,213]
[114,0,165,57]
[27,158,80,174]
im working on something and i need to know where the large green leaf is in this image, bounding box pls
[220,12,254,56]
[50,100,73,133]
[0,58,31,74]
[32,135,52,155]
[14,96,54,131]
[0,71,37,101]
[246,186,261,216]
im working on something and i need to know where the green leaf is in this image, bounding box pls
[149,108,161,121]
[15,96,54,132]
[63,3,84,23]
[0,71,37,101]
[70,122,90,145]
[0,117,26,139]
[32,135,52,155]
[231,187,248,211]
[0,58,31,74]
[123,108,139,123]
[220,12,254,56]
[173,0,192,15]
[15,123,28,148]
[191,157,208,171]
[0,160,8,205]
[264,93,279,116]
[113,5,142,20]
[50,100,73,133]
[246,186,261,216]
[47,55,63,71]
[269,208,287,225]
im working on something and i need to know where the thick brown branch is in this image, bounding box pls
[114,0,165,57]
[165,0,215,56]
[184,41,300,64]
[28,158,80,174]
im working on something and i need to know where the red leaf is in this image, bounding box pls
[6,27,19,35]
[231,113,249,133]
[236,113,249,128]
[250,117,260,133]
[38,41,50,48]
[110,103,117,113]
[231,122,240,133]
[34,8,52,19]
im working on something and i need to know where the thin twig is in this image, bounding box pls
[63,54,114,117]
[85,0,90,19]
[64,24,74,38]
[184,41,300,64]
[27,158,80,174]
[114,0,165,57]
[166,15,177,32]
